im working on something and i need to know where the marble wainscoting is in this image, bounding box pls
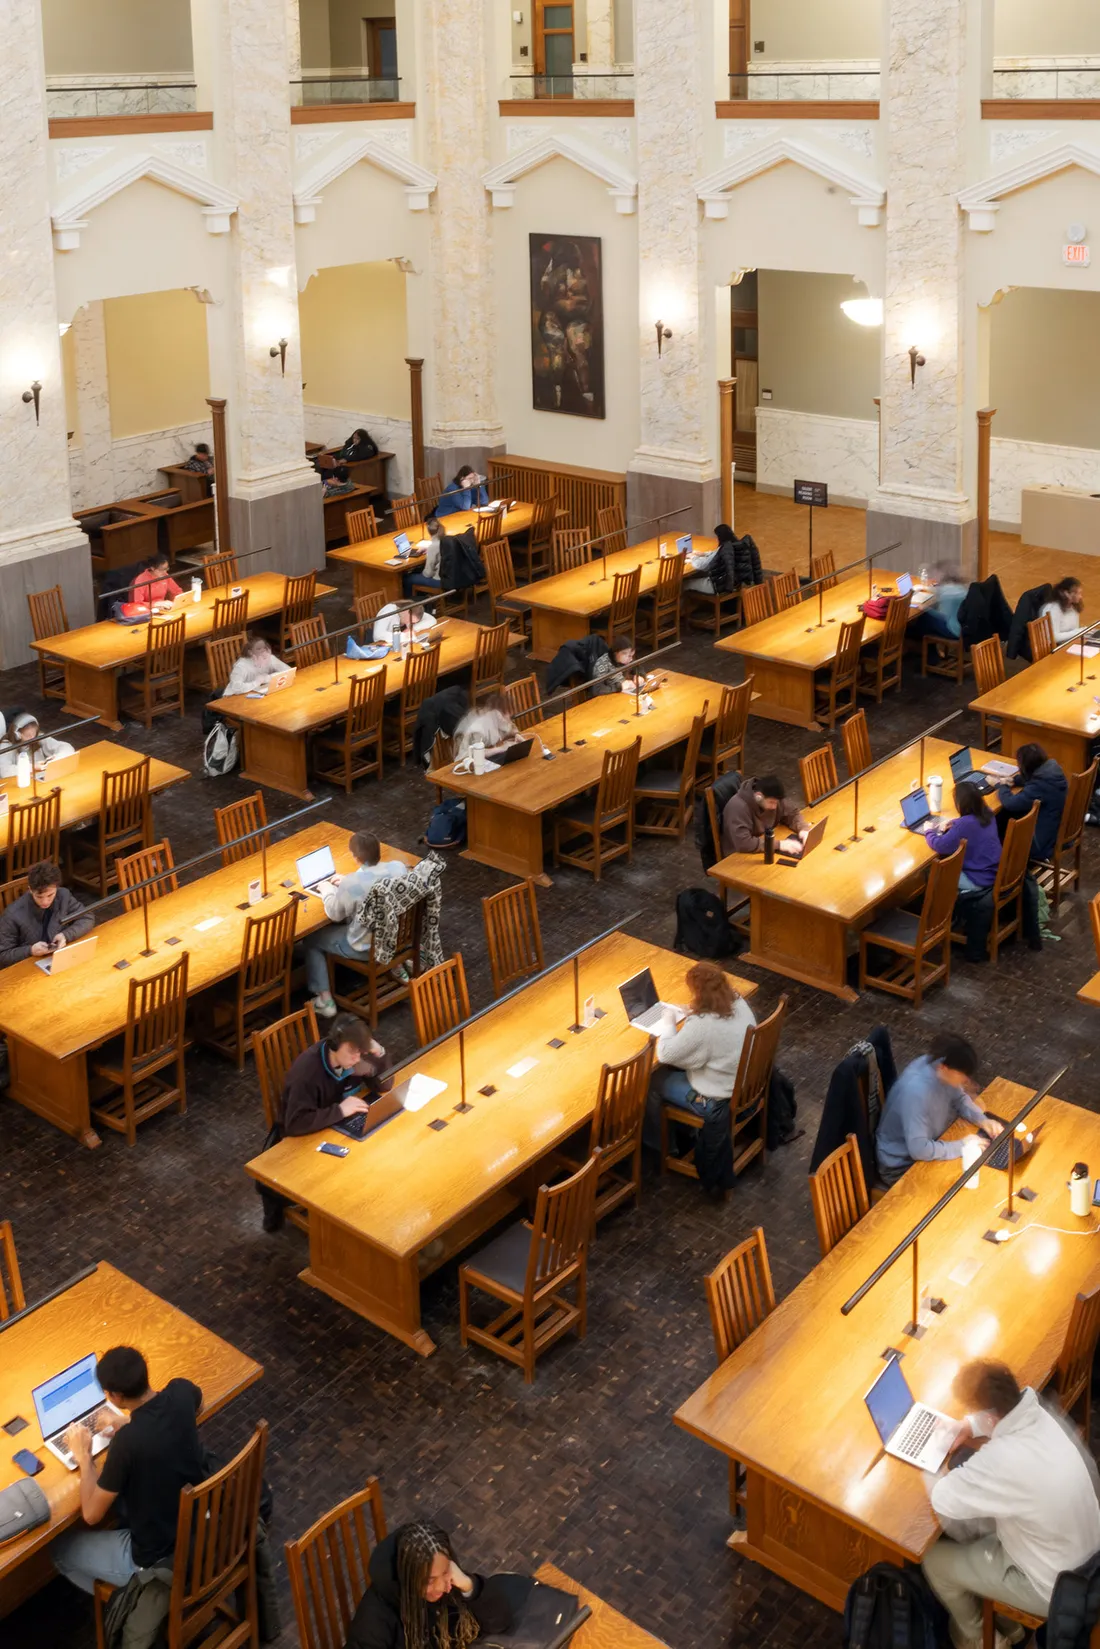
[67,419,215,510]
[302,405,412,495]
[990,437,1100,531]
[754,407,878,505]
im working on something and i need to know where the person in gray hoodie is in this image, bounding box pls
[0,712,75,778]
[0,860,93,966]
[304,832,408,1016]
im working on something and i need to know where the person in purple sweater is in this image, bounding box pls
[929,782,1040,960]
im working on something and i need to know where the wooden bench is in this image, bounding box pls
[122,489,216,560]
[322,483,384,546]
[157,463,213,503]
[75,504,162,573]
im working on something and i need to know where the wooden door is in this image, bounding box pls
[731,272,758,474]
[730,0,749,97]
[365,17,398,96]
[535,1,575,96]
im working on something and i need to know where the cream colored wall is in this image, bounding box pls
[103,291,210,438]
[299,0,332,69]
[749,0,878,61]
[995,0,1100,57]
[614,0,633,63]
[757,270,881,419]
[328,0,395,67]
[299,262,411,419]
[41,0,193,74]
[990,288,1100,448]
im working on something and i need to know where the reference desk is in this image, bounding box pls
[432,671,719,883]
[247,931,756,1356]
[0,1262,262,1618]
[675,1079,1100,1612]
[514,535,718,662]
[30,572,335,731]
[708,736,999,1001]
[0,821,414,1147]
[970,647,1100,777]
[0,741,188,838]
[328,504,536,603]
[210,619,523,800]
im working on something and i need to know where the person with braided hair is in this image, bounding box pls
[345,1520,518,1649]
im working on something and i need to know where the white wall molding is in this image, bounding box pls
[52,152,237,249]
[293,137,437,220]
[483,133,637,214]
[696,137,884,226]
[959,141,1100,232]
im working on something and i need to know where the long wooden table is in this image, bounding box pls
[432,670,719,884]
[534,1565,672,1648]
[0,741,188,839]
[716,569,929,728]
[246,932,755,1356]
[514,534,718,662]
[29,571,335,731]
[675,1079,1100,1612]
[708,736,1000,1002]
[970,646,1100,777]
[210,619,524,800]
[328,504,535,603]
[0,1262,262,1618]
[0,822,413,1147]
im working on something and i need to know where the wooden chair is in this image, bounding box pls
[94,1423,269,1649]
[68,757,152,897]
[287,614,330,669]
[89,952,189,1146]
[117,839,178,911]
[414,472,444,512]
[346,502,379,542]
[428,729,454,800]
[595,504,627,556]
[634,707,710,840]
[198,899,298,1068]
[557,1045,653,1226]
[971,636,1006,749]
[0,875,28,915]
[312,668,386,792]
[27,585,69,702]
[199,549,238,587]
[118,614,186,727]
[0,1221,26,1321]
[799,746,837,807]
[701,679,751,784]
[6,788,61,881]
[205,632,246,696]
[1034,760,1098,911]
[483,880,543,996]
[212,589,249,638]
[768,568,800,610]
[596,565,641,649]
[253,1004,318,1234]
[504,673,541,730]
[810,551,836,589]
[409,953,469,1046]
[814,616,865,730]
[841,709,872,778]
[740,582,773,627]
[953,803,1038,962]
[1028,612,1054,663]
[352,590,385,640]
[459,1154,599,1383]
[551,527,591,574]
[279,571,318,651]
[809,1133,869,1258]
[286,1478,388,1649]
[661,997,787,1182]
[637,550,685,650]
[553,737,641,881]
[326,898,423,1027]
[1049,1283,1100,1434]
[859,592,911,702]
[685,574,741,637]
[859,845,964,1007]
[705,1228,775,1517]
[471,620,511,703]
[390,494,423,532]
[473,510,506,553]
[383,644,439,764]
[483,539,532,635]
[215,791,269,865]
[521,495,558,581]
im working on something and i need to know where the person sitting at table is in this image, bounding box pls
[180,441,214,474]
[220,635,288,697]
[1039,576,1085,643]
[544,633,643,699]
[922,1359,1100,1649]
[51,1344,206,1598]
[683,521,755,593]
[454,694,521,760]
[337,427,378,462]
[908,564,969,645]
[928,781,1041,960]
[130,552,184,612]
[0,859,93,967]
[995,743,1067,863]
[874,1032,994,1186]
[372,602,434,646]
[435,465,488,516]
[323,463,356,498]
[719,775,809,858]
[304,834,409,1019]
[0,712,76,778]
[643,960,756,1149]
[345,1519,518,1649]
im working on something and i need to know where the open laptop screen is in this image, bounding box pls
[393,533,411,553]
[864,1357,913,1445]
[901,789,931,828]
[296,845,336,888]
[676,533,693,555]
[33,1353,103,1437]
[618,969,658,1022]
[896,571,913,597]
[949,747,972,782]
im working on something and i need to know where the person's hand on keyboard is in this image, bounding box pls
[339,1095,370,1119]
[65,1421,93,1466]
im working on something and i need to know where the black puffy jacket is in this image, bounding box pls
[439,529,485,593]
[709,533,763,594]
[1047,1548,1100,1649]
[345,1531,515,1649]
[1006,583,1054,660]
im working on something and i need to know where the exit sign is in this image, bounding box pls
[1063,244,1091,266]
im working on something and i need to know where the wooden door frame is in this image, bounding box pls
[362,15,397,77]
[534,0,576,78]
[730,0,749,86]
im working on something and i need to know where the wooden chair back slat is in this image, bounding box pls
[429,729,454,774]
[1056,760,1098,860]
[0,875,28,913]
[809,1133,869,1258]
[705,1228,775,1362]
[212,590,249,639]
[288,615,330,668]
[1028,612,1054,662]
[215,791,269,867]
[200,550,238,587]
[254,1005,319,1132]
[472,620,511,698]
[551,528,592,573]
[0,1221,26,1321]
[799,746,837,807]
[597,737,642,820]
[971,635,1005,696]
[841,709,872,777]
[732,997,786,1136]
[171,1422,267,1630]
[390,495,423,531]
[415,474,444,510]
[117,839,177,912]
[346,504,379,543]
[125,951,189,1067]
[352,591,385,640]
[410,954,470,1046]
[920,843,965,940]
[483,540,518,606]
[710,679,751,780]
[504,674,540,730]
[27,584,68,642]
[810,552,836,589]
[595,504,627,556]
[7,788,61,880]
[102,757,151,855]
[399,645,440,718]
[1053,1284,1100,1422]
[474,510,506,549]
[530,1154,599,1287]
[994,802,1039,905]
[241,901,299,1002]
[281,572,318,643]
[607,565,642,642]
[769,568,800,609]
[346,668,387,741]
[528,495,558,554]
[286,1479,388,1649]
[834,616,866,686]
[205,633,247,694]
[482,880,543,995]
[591,1044,653,1162]
[740,583,773,627]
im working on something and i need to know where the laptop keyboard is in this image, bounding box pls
[335,1112,367,1140]
[895,1407,937,1459]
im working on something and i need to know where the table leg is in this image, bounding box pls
[62,661,122,731]
[7,1037,99,1148]
[530,608,589,663]
[237,724,313,800]
[462,798,549,884]
[738,660,818,729]
[742,893,856,1002]
[301,1211,436,1356]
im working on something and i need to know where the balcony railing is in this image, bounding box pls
[991,64,1100,99]
[728,69,879,102]
[46,80,197,118]
[291,75,401,106]
[508,71,634,101]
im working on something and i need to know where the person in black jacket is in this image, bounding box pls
[1006,582,1054,660]
[996,743,1067,862]
[0,860,93,966]
[345,1522,516,1649]
[545,632,639,698]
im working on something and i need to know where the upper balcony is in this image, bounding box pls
[502,71,634,116]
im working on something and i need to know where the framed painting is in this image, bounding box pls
[529,234,605,420]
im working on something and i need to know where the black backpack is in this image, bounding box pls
[844,1563,944,1649]
[674,889,740,958]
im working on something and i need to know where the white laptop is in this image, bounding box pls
[676,533,693,555]
[32,1352,123,1471]
[896,571,913,597]
[296,843,339,899]
[35,933,98,975]
[617,968,685,1035]
[265,666,297,694]
[864,1356,958,1471]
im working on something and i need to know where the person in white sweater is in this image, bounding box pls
[643,961,755,1149]
[220,636,288,697]
[0,712,75,778]
[454,695,521,759]
[1039,576,1084,644]
[304,831,408,1017]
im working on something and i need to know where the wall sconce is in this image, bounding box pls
[269,338,289,375]
[907,345,926,387]
[655,320,672,357]
[21,382,42,424]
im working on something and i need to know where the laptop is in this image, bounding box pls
[676,533,693,555]
[332,1088,405,1141]
[896,571,913,598]
[32,1353,121,1470]
[35,934,98,976]
[618,968,685,1035]
[980,1115,1044,1171]
[949,746,992,795]
[778,815,827,863]
[901,788,937,834]
[392,532,412,557]
[864,1356,958,1471]
[37,751,79,780]
[484,737,534,770]
[296,844,339,899]
[265,667,297,694]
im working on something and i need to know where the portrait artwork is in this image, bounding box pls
[529,234,605,420]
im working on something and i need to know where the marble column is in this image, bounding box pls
[417,0,505,482]
[193,0,322,576]
[286,0,302,84]
[0,1,92,665]
[866,0,985,574]
[628,0,718,536]
[70,302,115,507]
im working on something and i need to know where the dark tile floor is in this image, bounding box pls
[5,552,1099,1649]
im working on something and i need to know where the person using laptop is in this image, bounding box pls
[545,633,644,699]
[875,1033,996,1186]
[220,634,289,697]
[372,602,434,646]
[1038,575,1085,643]
[643,961,756,1153]
[907,563,969,648]
[928,782,1041,960]
[0,859,93,968]
[130,552,184,613]
[453,694,522,761]
[0,711,76,778]
[923,1359,1100,1649]
[994,743,1067,863]
[304,833,408,1019]
[681,523,724,592]
[344,1519,517,1649]
[51,1345,206,1597]
[720,775,809,858]
[434,465,489,516]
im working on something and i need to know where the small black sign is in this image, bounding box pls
[793,479,828,508]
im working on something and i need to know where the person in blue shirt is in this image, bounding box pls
[996,742,1067,863]
[875,1034,1001,1186]
[909,566,969,643]
[434,466,488,516]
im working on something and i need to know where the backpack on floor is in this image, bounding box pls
[424,796,466,848]
[844,1563,944,1649]
[673,888,740,958]
[203,720,239,778]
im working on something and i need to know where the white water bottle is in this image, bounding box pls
[191,576,202,603]
[15,749,31,790]
[1070,1162,1092,1218]
[471,740,488,775]
[927,774,943,814]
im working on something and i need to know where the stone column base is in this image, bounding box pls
[866,510,978,580]
[0,523,93,668]
[626,469,720,541]
[228,473,325,579]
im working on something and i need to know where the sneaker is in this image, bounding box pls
[949,1623,1013,1649]
[391,964,410,983]
[310,991,337,1019]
